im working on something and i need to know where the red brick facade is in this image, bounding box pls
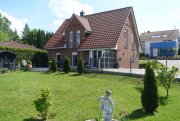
[45,7,139,69]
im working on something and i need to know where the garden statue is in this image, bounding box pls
[98,90,114,121]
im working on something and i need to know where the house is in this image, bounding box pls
[140,29,179,57]
[0,50,16,70]
[0,41,41,51]
[45,6,140,69]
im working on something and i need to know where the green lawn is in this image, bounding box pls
[0,71,180,121]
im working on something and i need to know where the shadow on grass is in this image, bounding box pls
[23,117,43,121]
[134,87,143,93]
[160,96,168,106]
[70,73,81,76]
[125,109,147,120]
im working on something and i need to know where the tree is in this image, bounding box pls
[0,13,18,41]
[141,63,159,113]
[21,24,53,49]
[33,88,52,120]
[63,58,71,73]
[155,65,178,97]
[77,58,84,75]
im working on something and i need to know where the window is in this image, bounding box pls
[132,32,134,50]
[72,52,77,67]
[69,31,73,48]
[76,30,80,47]
[124,29,128,48]
[131,53,135,62]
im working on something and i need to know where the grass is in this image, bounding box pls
[0,71,180,121]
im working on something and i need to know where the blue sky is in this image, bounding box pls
[0,0,180,36]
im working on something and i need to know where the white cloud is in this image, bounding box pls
[48,0,94,28]
[0,10,28,36]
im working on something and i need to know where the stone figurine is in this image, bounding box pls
[98,90,114,121]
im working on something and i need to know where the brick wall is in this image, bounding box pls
[117,12,139,68]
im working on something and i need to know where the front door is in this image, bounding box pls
[72,52,77,68]
[56,53,61,67]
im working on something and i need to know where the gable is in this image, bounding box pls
[79,7,132,49]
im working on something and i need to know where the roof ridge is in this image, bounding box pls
[84,6,132,17]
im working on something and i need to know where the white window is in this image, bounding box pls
[124,29,128,48]
[76,30,80,48]
[69,31,73,48]
[131,53,135,62]
[132,32,134,50]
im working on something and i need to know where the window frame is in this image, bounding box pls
[76,30,80,48]
[124,29,128,48]
[69,31,73,48]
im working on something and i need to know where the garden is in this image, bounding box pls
[0,70,180,121]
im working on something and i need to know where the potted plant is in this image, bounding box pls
[26,61,32,70]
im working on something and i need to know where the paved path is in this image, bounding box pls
[31,68,48,72]
[157,60,180,70]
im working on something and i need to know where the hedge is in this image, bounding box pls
[0,46,48,67]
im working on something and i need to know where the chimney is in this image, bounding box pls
[80,10,85,17]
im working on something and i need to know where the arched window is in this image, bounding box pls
[124,29,128,48]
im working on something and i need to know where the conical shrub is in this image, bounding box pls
[141,63,159,113]
[77,58,84,75]
[51,58,57,72]
[63,58,71,73]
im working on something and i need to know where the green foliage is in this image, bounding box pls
[0,68,9,74]
[0,46,48,67]
[33,88,52,120]
[21,23,53,49]
[48,61,52,72]
[27,61,32,65]
[51,58,57,73]
[141,63,159,113]
[0,13,19,41]
[155,64,178,97]
[77,58,84,75]
[63,58,71,73]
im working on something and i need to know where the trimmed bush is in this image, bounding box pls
[51,58,57,72]
[33,88,52,120]
[48,61,52,71]
[77,58,84,75]
[0,46,48,67]
[63,58,71,73]
[141,63,159,113]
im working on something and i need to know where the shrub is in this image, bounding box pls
[33,88,52,120]
[48,61,52,71]
[51,58,57,72]
[0,68,9,74]
[63,58,71,73]
[27,61,32,65]
[141,63,159,113]
[77,58,84,75]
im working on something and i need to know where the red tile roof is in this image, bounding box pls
[0,41,41,50]
[44,19,69,49]
[45,6,133,49]
[80,7,132,49]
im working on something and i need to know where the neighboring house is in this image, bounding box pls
[140,29,179,57]
[0,51,16,70]
[45,6,140,69]
[0,41,41,51]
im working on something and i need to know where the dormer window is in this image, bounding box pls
[124,29,128,48]
[76,30,80,48]
[69,31,73,48]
